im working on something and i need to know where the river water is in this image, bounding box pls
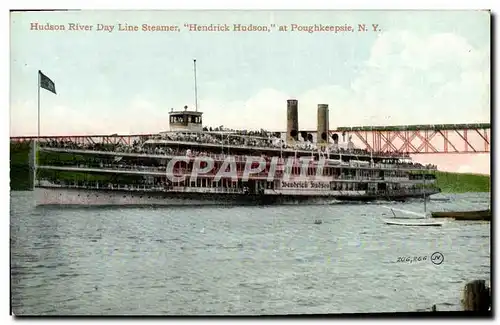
[10,191,491,315]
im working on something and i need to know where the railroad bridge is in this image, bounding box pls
[10,122,490,154]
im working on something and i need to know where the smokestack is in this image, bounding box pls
[317,104,329,144]
[286,99,299,143]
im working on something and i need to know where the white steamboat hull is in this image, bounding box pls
[35,187,221,206]
[34,187,333,207]
[35,186,439,207]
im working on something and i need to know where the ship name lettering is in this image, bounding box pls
[310,181,329,189]
[281,181,308,188]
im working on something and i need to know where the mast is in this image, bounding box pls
[423,173,427,216]
[370,125,373,167]
[34,71,41,190]
[193,59,198,112]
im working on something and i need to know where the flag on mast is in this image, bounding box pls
[35,70,57,189]
[39,70,56,94]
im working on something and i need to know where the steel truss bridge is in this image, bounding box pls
[10,123,490,154]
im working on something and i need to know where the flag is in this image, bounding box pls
[39,70,56,94]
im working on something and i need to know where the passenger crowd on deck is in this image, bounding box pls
[39,132,437,170]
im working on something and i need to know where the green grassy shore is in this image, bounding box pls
[10,142,33,191]
[434,171,490,193]
[9,142,491,193]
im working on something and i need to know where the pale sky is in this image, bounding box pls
[9,10,491,174]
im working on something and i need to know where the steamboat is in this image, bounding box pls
[33,99,440,206]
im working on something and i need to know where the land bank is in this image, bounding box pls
[9,142,491,193]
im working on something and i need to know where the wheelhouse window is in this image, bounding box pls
[170,115,186,123]
[170,114,202,124]
[191,116,202,124]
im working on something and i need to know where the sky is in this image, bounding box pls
[9,10,491,174]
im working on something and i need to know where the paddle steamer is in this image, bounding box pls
[33,99,440,206]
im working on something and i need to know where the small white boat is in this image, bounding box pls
[383,207,444,226]
[383,219,443,226]
[382,177,443,227]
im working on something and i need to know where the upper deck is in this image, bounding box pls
[143,130,409,161]
[32,99,436,172]
[37,137,438,172]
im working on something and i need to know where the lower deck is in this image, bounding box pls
[35,185,440,206]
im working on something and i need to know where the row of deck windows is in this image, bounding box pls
[170,116,202,124]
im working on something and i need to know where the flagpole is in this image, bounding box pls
[38,71,40,138]
[35,70,56,190]
[34,71,40,190]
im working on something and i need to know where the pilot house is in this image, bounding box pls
[169,105,203,132]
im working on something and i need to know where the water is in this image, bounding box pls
[10,191,491,315]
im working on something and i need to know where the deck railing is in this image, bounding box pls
[38,147,438,171]
[37,181,438,197]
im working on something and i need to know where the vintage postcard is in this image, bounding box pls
[10,9,491,316]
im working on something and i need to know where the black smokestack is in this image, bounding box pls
[286,99,299,143]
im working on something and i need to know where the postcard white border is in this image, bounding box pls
[3,0,497,324]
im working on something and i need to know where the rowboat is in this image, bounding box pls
[431,209,491,221]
